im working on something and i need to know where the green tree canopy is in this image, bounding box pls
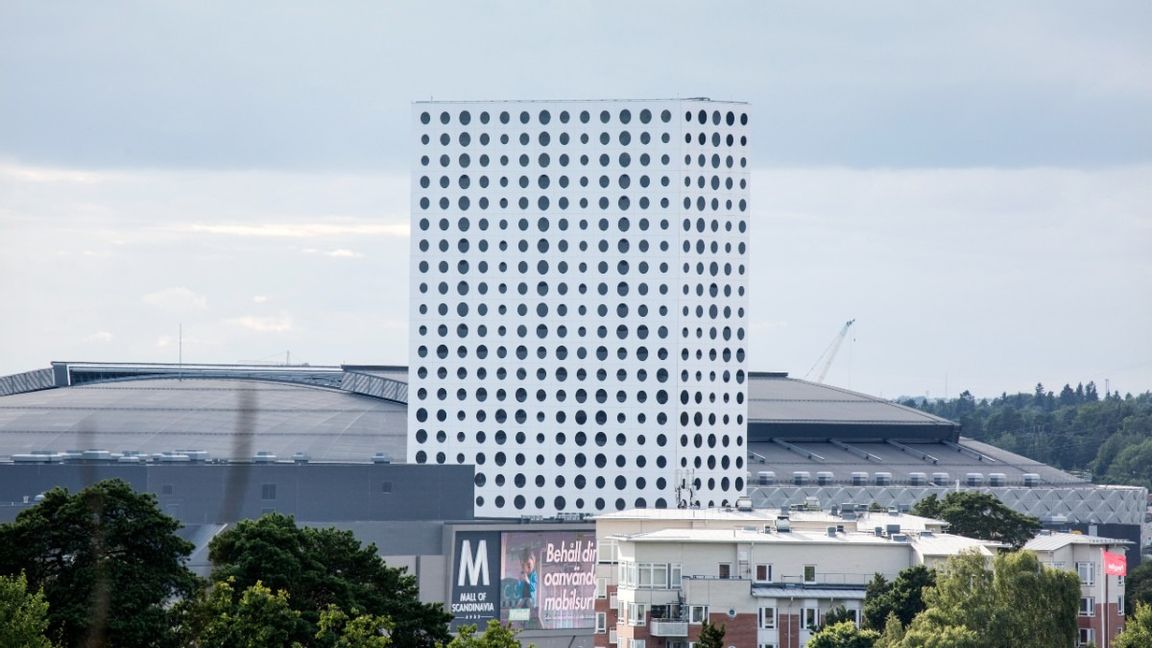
[911,492,1040,549]
[0,571,54,648]
[446,620,526,648]
[863,566,935,629]
[1114,601,1152,648]
[0,479,197,647]
[900,550,1078,648]
[208,513,450,648]
[807,620,879,648]
[186,579,303,648]
[1126,560,1152,612]
[697,620,725,648]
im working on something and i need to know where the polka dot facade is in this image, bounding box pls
[409,100,749,517]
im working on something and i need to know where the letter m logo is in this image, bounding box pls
[458,539,489,587]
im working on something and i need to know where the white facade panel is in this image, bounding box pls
[409,99,750,516]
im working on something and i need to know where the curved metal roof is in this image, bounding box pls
[0,377,406,462]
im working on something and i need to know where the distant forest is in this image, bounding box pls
[902,383,1152,489]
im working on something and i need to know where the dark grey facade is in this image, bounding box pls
[0,462,474,524]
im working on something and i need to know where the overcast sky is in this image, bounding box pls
[1,1,1149,398]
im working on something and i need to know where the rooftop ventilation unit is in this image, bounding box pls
[988,473,1007,487]
[931,472,950,486]
[292,452,309,464]
[816,471,834,486]
[874,526,884,537]
[158,452,190,463]
[850,472,868,486]
[965,472,984,487]
[1023,473,1040,487]
[116,455,142,463]
[908,472,927,486]
[372,453,392,464]
[253,452,276,464]
[874,472,892,486]
[757,471,775,486]
[180,450,209,462]
[826,526,837,537]
[792,471,810,486]
[886,524,901,536]
[892,534,909,542]
[735,497,753,512]
[776,518,791,533]
[81,449,112,461]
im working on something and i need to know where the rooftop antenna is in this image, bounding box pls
[178,323,183,381]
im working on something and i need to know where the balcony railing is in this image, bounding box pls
[650,620,689,637]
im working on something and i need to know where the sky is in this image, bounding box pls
[1,1,1150,399]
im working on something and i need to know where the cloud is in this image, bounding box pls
[253,295,269,303]
[227,315,293,333]
[302,248,364,258]
[183,223,409,238]
[155,335,173,349]
[85,331,114,343]
[141,287,208,311]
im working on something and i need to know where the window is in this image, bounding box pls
[670,563,682,587]
[631,641,646,648]
[758,645,776,648]
[1076,561,1095,586]
[755,564,772,582]
[628,603,647,626]
[689,606,709,624]
[1077,628,1094,647]
[758,607,776,629]
[261,483,277,500]
[1079,597,1095,617]
[803,565,816,584]
[1119,594,1126,616]
[718,563,732,578]
[596,612,607,633]
[381,481,393,494]
[609,630,618,645]
[597,578,608,599]
[802,608,818,630]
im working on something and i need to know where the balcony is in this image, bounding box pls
[649,620,688,637]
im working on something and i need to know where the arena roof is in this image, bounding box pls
[0,377,406,462]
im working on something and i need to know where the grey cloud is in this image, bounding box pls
[1,1,1150,170]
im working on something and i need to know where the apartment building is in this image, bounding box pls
[409,99,750,516]
[1025,531,1131,648]
[593,507,997,648]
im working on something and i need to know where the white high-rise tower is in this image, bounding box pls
[409,99,749,517]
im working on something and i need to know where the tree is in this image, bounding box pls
[316,605,393,648]
[186,579,304,648]
[446,620,524,648]
[910,492,1041,549]
[900,550,1078,648]
[807,620,879,648]
[0,572,54,648]
[0,479,197,648]
[697,620,725,648]
[208,513,450,648]
[875,613,904,648]
[863,566,935,629]
[1115,602,1152,648]
[1126,561,1152,612]
[824,605,857,627]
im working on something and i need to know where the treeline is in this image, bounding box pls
[902,383,1152,488]
[0,479,458,648]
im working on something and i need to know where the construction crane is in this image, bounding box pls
[804,319,856,383]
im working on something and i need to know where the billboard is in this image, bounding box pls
[449,531,502,631]
[499,531,597,630]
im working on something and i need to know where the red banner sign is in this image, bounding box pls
[1103,550,1127,577]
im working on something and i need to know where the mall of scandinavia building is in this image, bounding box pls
[408,99,752,518]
